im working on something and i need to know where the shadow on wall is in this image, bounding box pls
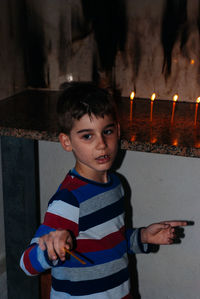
[81,0,127,71]
[161,0,188,79]
[118,172,141,299]
[112,149,141,298]
[81,0,127,91]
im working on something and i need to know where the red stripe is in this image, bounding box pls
[122,294,133,299]
[43,212,79,236]
[23,245,39,275]
[60,174,87,191]
[76,226,125,252]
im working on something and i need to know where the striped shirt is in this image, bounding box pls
[20,170,147,298]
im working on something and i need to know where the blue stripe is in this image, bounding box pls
[80,239,127,265]
[56,239,127,268]
[70,171,120,188]
[29,246,45,272]
[34,224,56,237]
[48,189,79,207]
[72,173,120,203]
[52,267,129,296]
[79,197,124,231]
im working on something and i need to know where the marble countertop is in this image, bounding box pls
[0,89,200,158]
[0,89,61,142]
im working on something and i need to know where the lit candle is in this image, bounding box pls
[171,94,178,124]
[150,93,156,122]
[130,135,136,142]
[130,91,135,100]
[129,91,135,121]
[194,97,200,126]
[172,138,178,146]
[150,135,157,144]
[151,93,156,101]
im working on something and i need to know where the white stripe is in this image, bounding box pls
[50,279,130,298]
[77,213,124,240]
[47,200,79,223]
[79,184,123,217]
[37,246,53,270]
[52,252,128,281]
[30,237,39,245]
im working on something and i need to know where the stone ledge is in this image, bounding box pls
[0,90,200,158]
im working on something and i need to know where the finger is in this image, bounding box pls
[163,221,188,227]
[53,230,73,261]
[169,230,176,239]
[162,231,175,244]
[54,238,66,261]
[59,234,73,260]
[53,231,67,259]
[39,238,47,251]
[65,233,73,250]
[45,235,58,261]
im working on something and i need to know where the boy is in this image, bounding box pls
[20,83,187,298]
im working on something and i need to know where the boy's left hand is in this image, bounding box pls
[140,221,188,245]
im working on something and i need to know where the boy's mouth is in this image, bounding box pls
[96,154,111,163]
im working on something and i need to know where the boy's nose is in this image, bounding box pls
[97,135,107,149]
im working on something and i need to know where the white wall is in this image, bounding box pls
[122,151,198,299]
[39,141,76,220]
[39,141,198,299]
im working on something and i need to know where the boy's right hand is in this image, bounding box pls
[38,229,73,262]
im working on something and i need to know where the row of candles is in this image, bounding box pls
[129,91,200,125]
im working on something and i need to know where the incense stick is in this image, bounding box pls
[64,248,86,265]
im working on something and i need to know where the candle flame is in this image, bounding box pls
[190,59,195,65]
[130,135,136,142]
[173,94,178,102]
[151,137,157,144]
[196,97,200,103]
[151,93,156,101]
[195,142,200,148]
[172,139,178,146]
[130,91,135,100]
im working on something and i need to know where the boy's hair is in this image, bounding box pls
[57,82,118,134]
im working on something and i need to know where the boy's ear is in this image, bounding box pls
[59,133,72,152]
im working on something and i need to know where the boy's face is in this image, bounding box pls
[59,113,120,183]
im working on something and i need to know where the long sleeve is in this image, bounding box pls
[20,187,80,276]
[126,228,150,254]
[20,242,58,276]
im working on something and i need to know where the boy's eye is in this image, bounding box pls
[104,129,113,135]
[82,134,92,140]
